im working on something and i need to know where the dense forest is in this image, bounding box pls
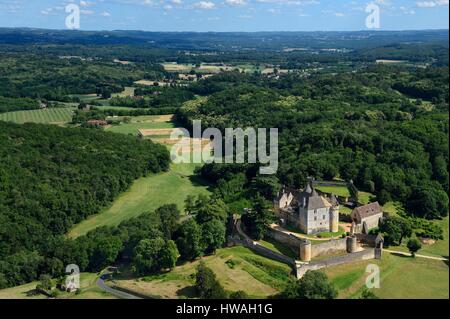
[178,65,449,222]
[0,122,170,287]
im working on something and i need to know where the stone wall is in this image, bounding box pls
[267,228,303,250]
[296,248,378,279]
[228,236,296,267]
[310,238,348,259]
[267,228,350,260]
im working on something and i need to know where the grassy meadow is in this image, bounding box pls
[0,107,74,124]
[111,246,292,299]
[325,253,449,299]
[68,113,211,238]
[0,273,115,300]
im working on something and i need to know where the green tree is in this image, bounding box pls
[280,271,337,299]
[156,204,181,239]
[195,262,227,299]
[251,175,280,200]
[36,274,52,292]
[241,196,273,240]
[176,219,204,261]
[184,195,196,215]
[195,198,228,224]
[201,219,226,254]
[133,237,165,275]
[407,238,422,257]
[229,290,249,299]
[407,186,448,219]
[158,240,179,270]
[89,236,123,271]
[0,273,8,289]
[379,217,402,246]
[360,288,379,299]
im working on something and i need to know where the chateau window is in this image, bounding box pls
[314,217,317,221]
[323,215,326,220]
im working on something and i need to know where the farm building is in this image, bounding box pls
[350,202,383,234]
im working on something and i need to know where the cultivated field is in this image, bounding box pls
[111,246,292,299]
[0,108,74,124]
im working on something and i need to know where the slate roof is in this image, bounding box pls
[351,202,382,219]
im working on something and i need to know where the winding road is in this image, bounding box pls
[96,274,143,299]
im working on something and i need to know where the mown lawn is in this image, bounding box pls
[68,161,211,238]
[315,185,350,198]
[112,246,293,299]
[0,107,74,124]
[324,253,449,299]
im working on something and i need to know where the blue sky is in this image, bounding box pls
[0,0,448,31]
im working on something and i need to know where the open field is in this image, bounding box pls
[0,273,115,299]
[324,252,449,299]
[105,114,176,135]
[70,93,100,102]
[162,63,194,72]
[0,107,74,124]
[112,246,292,299]
[68,160,211,238]
[94,105,145,111]
[112,86,135,98]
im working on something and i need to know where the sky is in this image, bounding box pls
[0,0,448,32]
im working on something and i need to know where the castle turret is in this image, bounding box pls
[346,236,358,253]
[299,239,312,262]
[330,207,339,233]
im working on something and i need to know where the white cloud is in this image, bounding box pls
[100,11,111,16]
[416,0,448,7]
[194,1,215,9]
[225,0,246,6]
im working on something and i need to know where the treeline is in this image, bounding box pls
[0,122,170,288]
[110,87,195,109]
[0,53,163,101]
[0,96,40,113]
[0,192,229,288]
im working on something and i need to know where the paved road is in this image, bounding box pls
[97,274,143,299]
[383,249,449,261]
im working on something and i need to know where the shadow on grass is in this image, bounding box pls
[176,286,197,298]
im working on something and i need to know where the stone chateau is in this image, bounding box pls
[274,183,340,234]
